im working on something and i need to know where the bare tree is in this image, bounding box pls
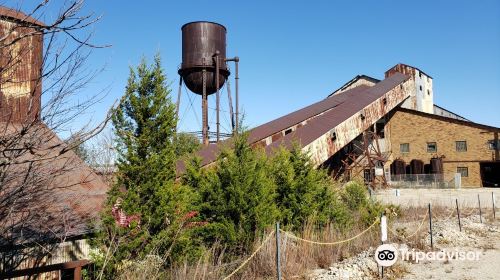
[0,0,113,274]
[70,128,116,184]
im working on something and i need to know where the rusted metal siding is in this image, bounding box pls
[0,13,43,123]
[303,77,414,166]
[385,63,434,114]
[248,85,371,144]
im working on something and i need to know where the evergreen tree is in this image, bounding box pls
[94,55,200,276]
[269,146,349,230]
[184,133,278,251]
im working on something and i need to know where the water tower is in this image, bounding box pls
[177,21,239,145]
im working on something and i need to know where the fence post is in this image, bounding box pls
[275,222,282,280]
[493,192,496,219]
[455,198,462,232]
[380,213,386,278]
[381,214,387,243]
[478,194,483,224]
[428,203,433,250]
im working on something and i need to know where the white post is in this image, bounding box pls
[454,173,461,189]
[381,215,388,242]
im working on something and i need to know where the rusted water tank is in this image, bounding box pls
[410,159,424,174]
[178,21,229,95]
[430,157,443,174]
[390,159,406,175]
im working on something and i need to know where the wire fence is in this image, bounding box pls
[389,174,455,189]
[221,191,497,279]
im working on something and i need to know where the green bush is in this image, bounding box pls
[340,180,383,226]
[183,133,278,252]
[341,181,368,211]
[269,146,349,230]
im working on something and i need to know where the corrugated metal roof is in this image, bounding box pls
[265,73,409,151]
[0,123,108,246]
[328,75,380,97]
[247,85,371,144]
[0,6,45,27]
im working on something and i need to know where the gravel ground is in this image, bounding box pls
[373,188,500,208]
[309,215,500,280]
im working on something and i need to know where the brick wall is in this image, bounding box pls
[385,108,499,187]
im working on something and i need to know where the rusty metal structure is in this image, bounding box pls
[177,21,239,145]
[177,70,415,175]
[0,6,44,123]
[337,130,390,188]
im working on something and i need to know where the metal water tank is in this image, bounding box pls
[430,158,443,174]
[178,21,229,95]
[390,159,406,175]
[410,159,424,174]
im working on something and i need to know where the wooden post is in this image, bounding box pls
[275,223,282,280]
[478,194,483,223]
[428,203,433,250]
[380,213,385,278]
[73,266,82,280]
[456,198,462,232]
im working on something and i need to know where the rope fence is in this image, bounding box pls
[223,230,275,280]
[222,191,497,279]
[279,219,379,246]
[390,211,428,240]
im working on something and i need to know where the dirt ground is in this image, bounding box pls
[311,212,500,280]
[401,216,500,280]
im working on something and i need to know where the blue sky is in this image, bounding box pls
[11,0,500,134]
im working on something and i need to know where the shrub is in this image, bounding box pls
[269,146,349,230]
[184,133,278,252]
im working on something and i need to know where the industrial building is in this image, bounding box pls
[191,63,500,188]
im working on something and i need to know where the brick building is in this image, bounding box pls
[385,108,500,187]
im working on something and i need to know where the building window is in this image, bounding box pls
[400,143,409,153]
[284,128,292,135]
[457,167,468,177]
[419,85,423,91]
[456,141,467,152]
[427,142,437,153]
[427,89,431,96]
[363,169,374,184]
[489,140,499,150]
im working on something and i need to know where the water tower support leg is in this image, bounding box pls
[226,78,235,133]
[202,68,209,145]
[235,57,239,133]
[215,54,220,142]
[175,77,183,124]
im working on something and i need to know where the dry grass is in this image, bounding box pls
[114,221,381,280]
[115,205,482,279]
